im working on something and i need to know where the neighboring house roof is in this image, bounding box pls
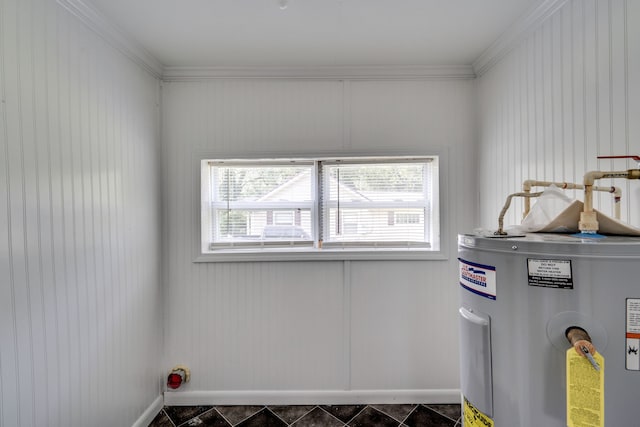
[258,170,425,203]
[358,191,425,202]
[258,170,372,202]
[258,169,313,201]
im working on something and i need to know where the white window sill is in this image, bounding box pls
[194,248,448,263]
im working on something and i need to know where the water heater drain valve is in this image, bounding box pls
[167,365,191,390]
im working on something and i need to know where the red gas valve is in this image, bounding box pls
[167,365,191,390]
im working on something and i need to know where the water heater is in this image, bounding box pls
[458,233,640,426]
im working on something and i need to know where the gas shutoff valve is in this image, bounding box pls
[167,365,191,389]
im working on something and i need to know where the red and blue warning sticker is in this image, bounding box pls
[458,258,497,300]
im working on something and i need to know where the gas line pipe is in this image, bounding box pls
[494,191,543,235]
[579,156,640,234]
[494,179,621,236]
[522,180,621,220]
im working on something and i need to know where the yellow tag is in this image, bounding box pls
[463,397,494,427]
[566,348,605,427]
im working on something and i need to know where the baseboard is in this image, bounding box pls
[164,389,461,406]
[131,394,164,427]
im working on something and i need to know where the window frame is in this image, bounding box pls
[203,159,316,250]
[194,151,449,262]
[318,158,436,249]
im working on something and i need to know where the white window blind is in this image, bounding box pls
[319,159,435,248]
[201,156,439,254]
[204,161,314,249]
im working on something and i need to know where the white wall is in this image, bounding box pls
[0,1,163,426]
[477,0,640,229]
[161,78,476,403]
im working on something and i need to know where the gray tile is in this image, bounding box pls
[347,406,399,427]
[291,407,344,427]
[371,405,417,423]
[179,409,232,427]
[165,406,214,426]
[269,405,316,424]
[215,406,264,425]
[235,408,288,427]
[320,405,366,423]
[403,405,456,427]
[425,404,461,422]
[148,410,175,427]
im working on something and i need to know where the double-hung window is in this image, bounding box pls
[200,156,439,258]
[202,161,315,250]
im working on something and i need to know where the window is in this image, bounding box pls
[201,161,314,250]
[394,212,421,225]
[319,160,435,248]
[201,156,439,257]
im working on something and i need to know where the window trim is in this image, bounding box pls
[193,150,449,262]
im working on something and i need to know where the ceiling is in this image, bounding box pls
[87,0,541,68]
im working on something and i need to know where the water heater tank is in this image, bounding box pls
[458,233,640,426]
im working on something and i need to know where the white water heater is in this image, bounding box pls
[458,233,640,426]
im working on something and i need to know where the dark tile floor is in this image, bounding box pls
[148,403,462,427]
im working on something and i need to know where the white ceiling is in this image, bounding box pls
[87,0,541,68]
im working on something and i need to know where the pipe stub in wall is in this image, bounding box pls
[546,311,607,353]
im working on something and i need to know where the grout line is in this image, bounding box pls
[264,407,291,426]
[372,404,417,424]
[180,407,221,427]
[280,405,320,426]
[231,406,267,426]
[400,405,418,425]
[344,405,369,425]
[317,405,354,426]
[212,407,234,427]
[368,406,402,424]
[424,404,461,423]
[162,409,178,427]
[267,407,291,426]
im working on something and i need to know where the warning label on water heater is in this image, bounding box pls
[527,259,573,289]
[626,299,640,371]
[463,397,494,427]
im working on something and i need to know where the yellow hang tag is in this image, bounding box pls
[566,348,605,427]
[463,397,494,427]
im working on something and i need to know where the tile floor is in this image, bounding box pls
[148,403,462,427]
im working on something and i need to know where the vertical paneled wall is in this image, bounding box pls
[477,0,640,229]
[161,78,476,400]
[0,1,163,426]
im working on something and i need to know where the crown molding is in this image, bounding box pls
[472,0,567,77]
[162,65,476,82]
[56,0,164,79]
[56,0,565,82]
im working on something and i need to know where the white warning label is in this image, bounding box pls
[527,259,573,289]
[626,299,640,371]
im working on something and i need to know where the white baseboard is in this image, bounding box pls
[132,395,164,427]
[164,389,461,406]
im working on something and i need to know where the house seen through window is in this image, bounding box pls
[201,156,439,253]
